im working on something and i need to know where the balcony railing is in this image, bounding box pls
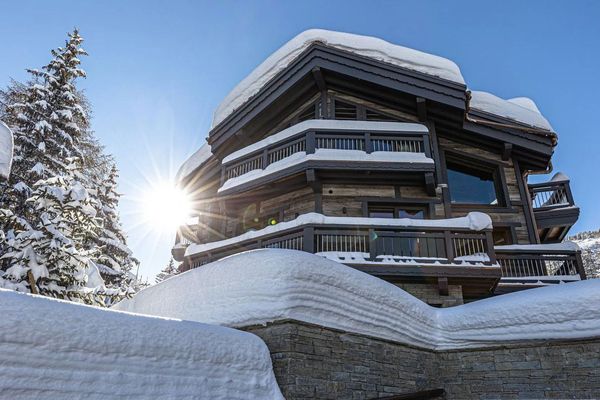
[184,213,497,270]
[495,243,585,282]
[528,179,575,211]
[220,120,432,186]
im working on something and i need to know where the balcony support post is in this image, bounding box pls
[303,226,315,253]
[364,132,373,154]
[306,131,316,154]
[444,231,454,262]
[575,250,587,280]
[485,230,497,264]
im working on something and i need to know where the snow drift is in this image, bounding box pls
[115,249,600,350]
[0,289,283,400]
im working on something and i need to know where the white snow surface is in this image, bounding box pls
[184,212,492,257]
[223,119,428,164]
[0,288,283,400]
[0,121,14,179]
[220,149,433,192]
[495,241,580,252]
[212,29,464,128]
[470,91,553,131]
[176,142,212,182]
[115,249,600,350]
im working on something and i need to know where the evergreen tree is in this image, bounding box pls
[0,29,141,304]
[155,257,178,284]
[90,164,138,304]
[0,158,105,304]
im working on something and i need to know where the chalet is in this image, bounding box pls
[173,29,584,306]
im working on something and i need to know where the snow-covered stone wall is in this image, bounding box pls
[115,249,600,351]
[0,289,283,399]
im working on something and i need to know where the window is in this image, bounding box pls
[446,159,504,206]
[368,205,426,219]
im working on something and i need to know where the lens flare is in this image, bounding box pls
[141,181,192,231]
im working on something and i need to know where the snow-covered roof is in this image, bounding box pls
[184,212,492,257]
[0,288,283,399]
[223,119,428,164]
[469,91,553,132]
[0,121,14,179]
[212,29,465,128]
[175,142,212,182]
[114,249,600,350]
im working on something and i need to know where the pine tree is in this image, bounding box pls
[90,164,138,304]
[0,30,106,301]
[0,158,105,303]
[155,257,178,284]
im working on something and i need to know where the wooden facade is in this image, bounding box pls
[174,40,583,304]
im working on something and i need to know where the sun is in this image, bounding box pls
[141,181,192,232]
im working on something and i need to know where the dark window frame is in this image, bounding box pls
[442,151,510,209]
[366,203,429,219]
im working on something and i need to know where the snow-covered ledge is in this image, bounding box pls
[495,242,580,252]
[185,212,492,258]
[223,119,428,164]
[115,249,600,351]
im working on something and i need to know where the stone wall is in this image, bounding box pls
[396,283,463,307]
[245,320,600,400]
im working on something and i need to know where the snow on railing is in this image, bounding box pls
[495,242,585,281]
[220,120,432,183]
[184,212,496,269]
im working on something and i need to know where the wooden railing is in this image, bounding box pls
[222,123,431,183]
[528,180,574,210]
[495,246,585,281]
[187,223,496,269]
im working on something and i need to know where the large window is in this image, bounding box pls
[446,159,504,206]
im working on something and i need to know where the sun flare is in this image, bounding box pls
[141,181,192,232]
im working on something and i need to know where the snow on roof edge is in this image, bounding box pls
[212,29,465,129]
[469,90,554,132]
[176,142,212,182]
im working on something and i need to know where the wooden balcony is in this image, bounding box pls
[495,243,585,293]
[528,176,579,243]
[183,213,501,298]
[219,120,435,195]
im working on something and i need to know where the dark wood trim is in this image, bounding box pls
[513,157,540,244]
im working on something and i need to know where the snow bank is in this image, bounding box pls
[176,142,212,182]
[213,29,464,128]
[0,289,283,399]
[220,149,433,192]
[0,121,14,179]
[223,119,428,164]
[184,212,492,257]
[470,91,553,131]
[115,249,600,350]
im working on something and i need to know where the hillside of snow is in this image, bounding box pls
[570,230,600,278]
[115,249,600,350]
[0,289,284,400]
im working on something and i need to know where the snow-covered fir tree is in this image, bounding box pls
[90,164,138,304]
[0,29,140,305]
[155,257,178,284]
[0,158,105,303]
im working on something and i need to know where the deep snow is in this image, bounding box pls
[115,249,600,350]
[0,288,283,399]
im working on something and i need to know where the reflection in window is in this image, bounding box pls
[447,163,500,205]
[368,206,426,219]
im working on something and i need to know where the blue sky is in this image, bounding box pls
[1,0,599,280]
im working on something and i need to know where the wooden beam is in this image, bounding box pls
[425,173,436,196]
[438,277,449,296]
[502,143,513,161]
[311,67,326,91]
[416,97,427,122]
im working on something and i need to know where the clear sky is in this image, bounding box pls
[1,0,599,280]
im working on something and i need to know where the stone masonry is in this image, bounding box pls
[245,320,600,399]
